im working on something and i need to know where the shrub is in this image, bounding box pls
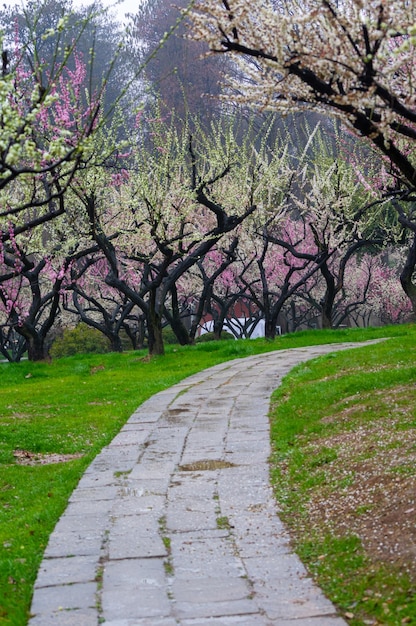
[50,324,111,358]
[162,326,180,345]
[196,331,234,343]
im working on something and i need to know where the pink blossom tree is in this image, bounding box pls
[182,238,247,340]
[237,216,323,338]
[0,230,71,361]
[359,251,413,326]
[280,250,413,331]
[62,255,141,352]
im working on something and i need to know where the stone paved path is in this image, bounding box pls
[29,342,378,626]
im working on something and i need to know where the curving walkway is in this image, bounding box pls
[28,342,378,626]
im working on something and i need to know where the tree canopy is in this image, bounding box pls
[189,1,416,191]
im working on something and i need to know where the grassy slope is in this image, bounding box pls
[0,324,413,625]
[270,328,416,625]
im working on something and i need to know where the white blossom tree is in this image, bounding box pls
[190,1,416,175]
[189,0,416,314]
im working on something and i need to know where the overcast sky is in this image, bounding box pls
[5,0,143,23]
[74,0,143,21]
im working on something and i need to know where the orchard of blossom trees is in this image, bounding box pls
[189,0,416,307]
[0,0,414,361]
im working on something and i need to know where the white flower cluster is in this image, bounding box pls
[189,1,416,148]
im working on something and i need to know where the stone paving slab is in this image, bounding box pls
[30,581,97,614]
[29,341,383,625]
[42,530,104,559]
[34,555,98,588]
[28,609,98,626]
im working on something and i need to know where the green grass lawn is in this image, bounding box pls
[0,324,414,625]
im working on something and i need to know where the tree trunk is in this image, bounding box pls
[148,291,165,356]
[164,305,191,345]
[167,284,192,345]
[109,334,123,352]
[170,317,192,345]
[264,317,277,339]
[212,318,223,340]
[320,261,336,329]
[26,334,48,361]
[400,232,416,319]
[137,317,147,350]
[321,305,333,330]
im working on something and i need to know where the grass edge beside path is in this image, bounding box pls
[270,329,416,626]
[0,324,414,625]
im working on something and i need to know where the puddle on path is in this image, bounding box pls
[164,407,193,423]
[178,459,237,472]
